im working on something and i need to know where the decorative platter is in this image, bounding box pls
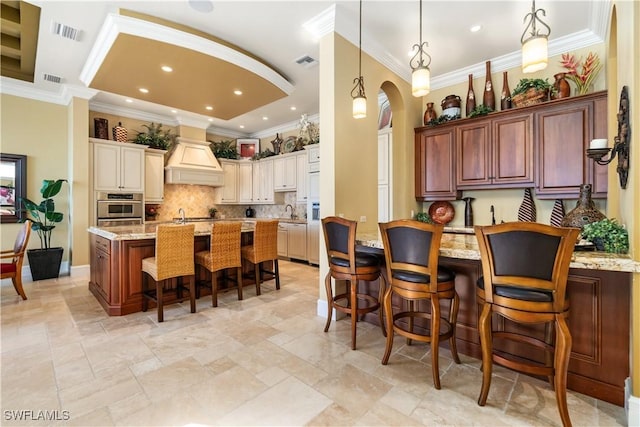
[282,136,297,153]
[428,201,455,224]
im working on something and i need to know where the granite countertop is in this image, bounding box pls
[89,219,258,241]
[357,231,640,273]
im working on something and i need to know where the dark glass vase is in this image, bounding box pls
[500,71,512,110]
[483,61,495,111]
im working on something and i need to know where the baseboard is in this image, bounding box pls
[627,377,640,427]
[70,264,90,278]
[20,261,89,282]
[316,299,344,320]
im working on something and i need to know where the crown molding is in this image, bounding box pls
[590,0,612,41]
[89,101,179,127]
[80,13,294,95]
[250,113,319,139]
[0,77,98,106]
[205,127,248,139]
[303,5,336,40]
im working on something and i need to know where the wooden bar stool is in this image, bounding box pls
[195,221,243,307]
[241,220,280,295]
[474,222,579,427]
[378,219,460,389]
[322,216,386,350]
[142,224,196,322]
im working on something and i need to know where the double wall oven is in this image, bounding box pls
[96,192,143,226]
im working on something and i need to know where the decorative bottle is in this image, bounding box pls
[423,102,437,125]
[552,72,571,99]
[560,184,606,229]
[465,74,476,117]
[483,61,495,111]
[500,71,512,110]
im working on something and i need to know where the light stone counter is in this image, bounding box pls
[357,232,640,273]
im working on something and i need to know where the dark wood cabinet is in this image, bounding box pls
[415,127,461,201]
[415,91,607,201]
[90,235,111,302]
[456,113,534,189]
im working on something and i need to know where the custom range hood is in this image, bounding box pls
[165,137,224,186]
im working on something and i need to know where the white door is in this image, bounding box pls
[378,129,392,223]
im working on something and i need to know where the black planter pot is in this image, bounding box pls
[27,248,64,281]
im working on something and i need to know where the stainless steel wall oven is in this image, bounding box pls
[96,192,143,226]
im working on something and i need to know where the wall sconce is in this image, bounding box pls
[351,0,366,119]
[410,0,431,97]
[520,0,551,73]
[586,86,630,189]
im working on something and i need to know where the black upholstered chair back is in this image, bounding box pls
[475,222,579,312]
[322,216,358,273]
[386,226,433,267]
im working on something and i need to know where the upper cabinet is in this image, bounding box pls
[415,91,607,201]
[273,153,297,191]
[144,148,166,203]
[296,152,308,202]
[92,139,145,192]
[216,160,239,204]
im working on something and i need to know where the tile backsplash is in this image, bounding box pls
[150,184,307,221]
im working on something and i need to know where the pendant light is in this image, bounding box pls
[410,0,431,97]
[521,0,551,73]
[351,0,366,119]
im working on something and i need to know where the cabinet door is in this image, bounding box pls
[94,143,121,191]
[277,224,288,257]
[120,146,145,192]
[252,161,262,202]
[145,150,166,203]
[307,145,320,163]
[296,153,308,202]
[591,95,608,197]
[492,113,534,186]
[260,159,274,202]
[287,223,307,260]
[274,155,297,191]
[306,221,320,265]
[308,172,319,202]
[238,162,253,203]
[415,128,460,201]
[220,161,238,203]
[536,101,592,198]
[456,121,491,188]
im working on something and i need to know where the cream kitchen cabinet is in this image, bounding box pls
[277,223,288,257]
[252,158,274,204]
[144,148,166,203]
[277,222,307,261]
[296,152,308,203]
[216,160,239,204]
[273,153,297,192]
[238,161,253,204]
[92,139,145,192]
[306,221,319,265]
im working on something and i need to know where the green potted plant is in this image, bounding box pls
[208,207,218,219]
[511,78,554,107]
[581,218,629,254]
[131,122,174,150]
[209,139,240,159]
[20,179,68,280]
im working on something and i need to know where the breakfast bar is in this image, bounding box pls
[357,228,637,407]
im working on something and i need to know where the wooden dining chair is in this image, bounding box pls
[1,220,32,300]
[142,223,196,322]
[195,221,243,307]
[474,222,579,427]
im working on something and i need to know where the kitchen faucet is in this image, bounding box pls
[285,204,295,219]
[178,208,186,224]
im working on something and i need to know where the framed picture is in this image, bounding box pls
[378,99,392,130]
[237,138,259,159]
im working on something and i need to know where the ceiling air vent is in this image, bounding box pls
[295,55,318,69]
[51,22,80,41]
[43,73,62,84]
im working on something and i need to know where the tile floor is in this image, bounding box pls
[1,260,626,426]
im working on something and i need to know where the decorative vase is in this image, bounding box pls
[552,72,571,99]
[517,188,536,222]
[550,199,565,227]
[112,122,127,142]
[500,71,512,111]
[94,118,109,140]
[271,133,283,154]
[561,184,606,229]
[423,102,438,125]
[462,197,475,227]
[465,74,476,117]
[483,61,495,111]
[441,95,461,118]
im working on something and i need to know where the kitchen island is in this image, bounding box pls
[88,220,271,317]
[357,230,638,406]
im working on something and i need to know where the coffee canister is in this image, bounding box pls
[112,122,127,142]
[441,95,461,118]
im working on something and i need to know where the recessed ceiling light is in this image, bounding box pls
[208,118,213,122]
[239,125,245,129]
[125,99,133,103]
[139,88,149,94]
[290,106,297,111]
[470,24,482,33]
[171,109,177,113]
[161,65,173,72]
[206,106,213,111]
[262,116,268,121]
[234,90,242,95]
[188,0,214,13]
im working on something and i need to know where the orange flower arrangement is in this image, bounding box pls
[560,52,603,95]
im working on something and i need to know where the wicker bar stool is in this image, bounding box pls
[241,220,280,295]
[195,221,243,307]
[322,216,386,350]
[378,219,460,389]
[142,224,196,322]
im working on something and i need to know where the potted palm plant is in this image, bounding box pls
[20,179,67,280]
